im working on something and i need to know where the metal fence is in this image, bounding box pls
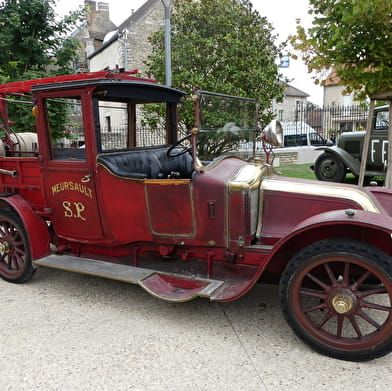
[290,104,368,141]
[100,126,167,149]
[99,105,370,149]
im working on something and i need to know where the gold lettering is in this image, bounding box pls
[74,202,86,220]
[63,201,73,218]
[51,181,93,199]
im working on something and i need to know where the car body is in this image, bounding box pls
[314,105,389,182]
[280,121,327,147]
[0,71,391,361]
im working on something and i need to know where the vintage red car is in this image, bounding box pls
[0,70,391,361]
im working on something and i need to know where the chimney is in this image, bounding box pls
[85,1,97,24]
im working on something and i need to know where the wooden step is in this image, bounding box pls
[33,255,225,302]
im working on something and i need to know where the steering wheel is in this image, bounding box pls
[166,133,193,157]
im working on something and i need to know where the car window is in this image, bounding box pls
[375,110,389,130]
[284,134,307,147]
[45,96,86,160]
[310,132,326,146]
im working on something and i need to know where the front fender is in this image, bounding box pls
[262,209,392,277]
[0,194,50,260]
[315,146,361,175]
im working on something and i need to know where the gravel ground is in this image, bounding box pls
[1,267,391,391]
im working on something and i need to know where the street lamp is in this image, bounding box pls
[160,0,173,86]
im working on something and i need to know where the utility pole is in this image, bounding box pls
[160,0,173,86]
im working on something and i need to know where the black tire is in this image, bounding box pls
[0,208,34,283]
[314,152,346,182]
[279,239,392,361]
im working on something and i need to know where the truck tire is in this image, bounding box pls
[0,208,35,283]
[279,239,392,361]
[314,152,346,182]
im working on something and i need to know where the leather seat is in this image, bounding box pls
[97,148,193,179]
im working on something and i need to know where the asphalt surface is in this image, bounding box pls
[1,267,391,391]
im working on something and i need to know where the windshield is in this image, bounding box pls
[196,91,258,162]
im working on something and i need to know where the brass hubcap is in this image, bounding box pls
[332,293,354,314]
[0,241,11,256]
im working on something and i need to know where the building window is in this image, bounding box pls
[105,116,112,133]
[343,94,352,107]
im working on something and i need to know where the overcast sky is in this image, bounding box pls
[55,0,322,104]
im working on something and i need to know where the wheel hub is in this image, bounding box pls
[331,290,356,314]
[0,241,10,256]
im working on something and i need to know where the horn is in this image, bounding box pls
[262,120,283,147]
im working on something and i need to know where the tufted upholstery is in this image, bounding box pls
[150,148,194,179]
[97,147,193,179]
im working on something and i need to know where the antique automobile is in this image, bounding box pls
[314,105,389,182]
[0,71,391,361]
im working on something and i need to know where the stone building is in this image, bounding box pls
[71,1,117,71]
[88,0,163,74]
[272,85,310,122]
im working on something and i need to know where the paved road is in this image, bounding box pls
[1,267,391,391]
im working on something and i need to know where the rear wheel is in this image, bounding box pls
[0,208,34,283]
[280,239,392,361]
[314,152,346,182]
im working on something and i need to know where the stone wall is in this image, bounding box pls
[124,0,163,74]
[89,0,163,74]
[255,151,299,167]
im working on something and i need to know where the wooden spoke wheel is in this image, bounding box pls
[0,208,34,283]
[280,239,392,361]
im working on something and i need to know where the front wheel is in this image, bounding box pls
[314,152,346,182]
[0,208,34,283]
[279,239,392,361]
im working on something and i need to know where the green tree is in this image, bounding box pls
[0,0,83,80]
[145,0,285,131]
[290,0,392,99]
[0,0,84,138]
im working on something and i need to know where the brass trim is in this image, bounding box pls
[260,179,380,213]
[144,179,191,185]
[228,164,276,192]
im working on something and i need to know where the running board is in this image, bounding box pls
[33,255,225,302]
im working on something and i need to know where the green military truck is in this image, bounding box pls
[314,105,389,182]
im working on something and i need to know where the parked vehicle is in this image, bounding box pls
[314,105,389,182]
[0,71,391,361]
[280,121,327,147]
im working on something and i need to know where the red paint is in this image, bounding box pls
[0,71,390,305]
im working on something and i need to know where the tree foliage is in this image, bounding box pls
[0,0,83,80]
[145,0,285,130]
[0,0,84,137]
[290,0,392,99]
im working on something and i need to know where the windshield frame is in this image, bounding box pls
[192,90,259,165]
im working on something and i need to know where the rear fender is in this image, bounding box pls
[315,146,360,175]
[0,194,50,260]
[263,209,392,277]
